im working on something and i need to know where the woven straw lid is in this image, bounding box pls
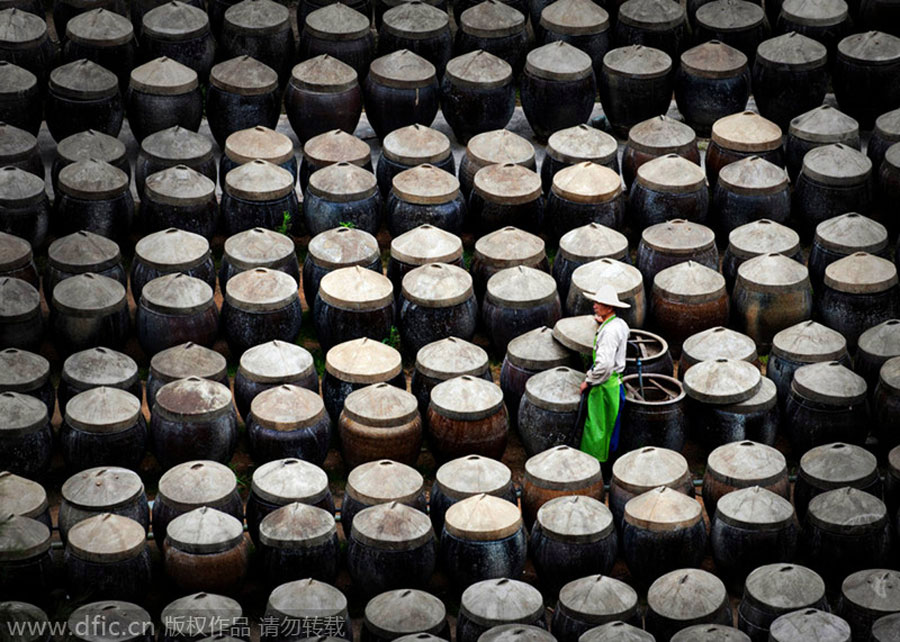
[624,486,702,530]
[641,219,715,253]
[546,125,617,165]
[290,54,357,93]
[628,115,697,155]
[224,227,295,271]
[0,348,49,396]
[226,126,294,165]
[653,261,726,303]
[712,111,783,152]
[302,129,370,166]
[154,377,234,422]
[157,460,237,510]
[391,225,463,265]
[383,1,449,39]
[0,514,49,561]
[66,7,133,46]
[823,252,897,294]
[466,129,535,168]
[307,226,379,269]
[0,167,43,208]
[225,159,295,200]
[0,122,37,164]
[807,487,887,534]
[525,41,593,81]
[430,375,505,420]
[459,579,544,626]
[343,382,418,427]
[318,265,393,310]
[558,223,628,263]
[696,0,766,29]
[859,319,900,358]
[416,337,488,380]
[57,159,128,199]
[571,258,642,300]
[210,55,278,95]
[52,272,126,316]
[684,357,761,404]
[444,493,521,540]
[142,1,210,40]
[225,267,298,312]
[392,164,459,205]
[473,226,545,268]
[0,7,46,47]
[224,0,291,34]
[682,326,757,367]
[647,570,727,621]
[841,569,900,614]
[364,589,446,638]
[537,494,613,541]
[524,444,603,488]
[162,594,242,637]
[325,337,402,382]
[346,459,424,505]
[0,601,49,640]
[259,502,336,548]
[61,466,143,510]
[369,49,436,88]
[65,386,141,434]
[771,320,847,362]
[250,384,326,431]
[507,325,573,369]
[552,315,598,354]
[251,458,329,505]
[680,40,747,78]
[0,471,47,519]
[474,163,542,205]
[718,156,789,195]
[612,446,690,495]
[144,165,215,206]
[791,361,866,405]
[636,154,706,192]
[351,501,433,549]
[558,576,638,622]
[603,45,672,78]
[61,346,137,392]
[736,253,809,292]
[0,278,39,323]
[303,2,369,39]
[552,162,621,204]
[838,31,900,64]
[715,485,795,530]
[149,342,227,382]
[402,262,473,307]
[308,162,378,202]
[0,232,31,273]
[56,130,125,169]
[486,265,558,308]
[799,442,878,490]
[707,440,786,486]
[757,31,827,69]
[435,454,511,500]
[445,50,512,89]
[140,126,214,163]
[743,564,826,612]
[618,0,685,29]
[728,219,800,260]
[801,143,871,185]
[524,366,583,412]
[541,0,609,35]
[238,341,314,384]
[383,124,451,165]
[49,59,118,100]
[789,105,859,144]
[66,513,145,563]
[129,57,198,95]
[166,506,244,553]
[460,0,526,38]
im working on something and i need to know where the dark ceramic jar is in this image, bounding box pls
[470,225,548,300]
[0,166,48,249]
[541,0,611,83]
[258,502,339,587]
[58,347,141,410]
[454,0,530,78]
[517,366,584,454]
[46,59,122,141]
[136,273,219,355]
[786,104,860,181]
[553,223,629,301]
[778,0,850,65]
[53,0,129,43]
[303,226,381,311]
[551,576,641,641]
[376,0,447,26]
[208,0,241,36]
[220,125,296,189]
[0,348,53,415]
[540,124,618,194]
[399,262,477,356]
[711,156,791,239]
[646,573,735,640]
[878,143,900,235]
[600,45,673,138]
[0,64,39,136]
[220,227,298,288]
[388,164,466,238]
[59,386,146,472]
[299,128,372,193]
[387,224,464,293]
[221,159,300,236]
[150,377,238,469]
[869,107,900,173]
[470,163,545,234]
[752,32,828,129]
[615,0,688,60]
[458,128,536,202]
[694,0,769,62]
[364,49,440,139]
[412,337,492,416]
[234,340,318,419]
[135,126,216,197]
[0,515,53,603]
[222,268,303,356]
[54,159,133,242]
[0,123,42,183]
[207,55,280,149]
[650,262,730,353]
[723,218,801,289]
[298,3,374,83]
[456,579,546,642]
[141,166,218,238]
[379,1,452,78]
[0,391,50,478]
[341,458,426,537]
[285,55,362,145]
[146,341,229,408]
[0,233,36,289]
[44,230,125,295]
[247,384,331,466]
[304,162,382,236]
[0,8,57,83]
[62,8,136,89]
[793,442,881,520]
[622,115,699,189]
[49,273,129,355]
[628,154,709,229]
[707,111,784,189]
[675,41,751,137]
[134,0,205,35]
[314,266,394,351]
[52,129,129,195]
[833,31,900,129]
[545,162,625,240]
[220,0,295,85]
[376,124,454,196]
[520,41,596,142]
[139,1,216,83]
[361,589,449,642]
[483,266,562,353]
[736,564,828,640]
[794,143,873,234]
[126,57,202,142]
[0,470,51,530]
[440,50,514,144]
[264,580,352,642]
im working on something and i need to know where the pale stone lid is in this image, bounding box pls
[136,228,210,270]
[612,446,689,495]
[435,455,511,500]
[715,485,796,530]
[290,54,357,93]
[0,122,37,164]
[789,105,859,143]
[459,579,544,627]
[536,495,613,541]
[460,0,526,38]
[0,62,35,98]
[744,564,826,611]
[130,57,198,95]
[546,124,617,165]
[210,55,278,95]
[158,460,237,509]
[0,167,43,208]
[346,459,424,505]
[383,1,449,39]
[259,502,336,548]
[52,273,126,316]
[682,327,758,366]
[226,126,294,166]
[525,41,593,81]
[841,569,900,612]
[718,156,789,195]
[445,50,512,89]
[57,129,126,166]
[558,223,628,262]
[302,129,370,166]
[224,0,291,34]
[474,163,543,205]
[473,226,545,268]
[624,486,702,530]
[66,7,133,46]
[642,219,716,253]
[636,154,706,192]
[552,162,622,204]
[801,143,871,185]
[150,342,227,382]
[572,258,643,300]
[224,227,295,270]
[807,487,886,533]
[684,358,761,404]
[49,59,118,100]
[343,382,418,427]
[0,471,47,518]
[0,514,49,561]
[391,224,462,265]
[603,45,672,79]
[552,315,598,354]
[319,265,393,310]
[402,263,473,307]
[627,115,696,155]
[307,226,379,269]
[65,387,141,434]
[824,252,897,294]
[67,513,145,563]
[142,1,210,40]
[445,494,521,541]
[618,0,685,28]
[524,366,583,412]
[875,108,900,141]
[541,0,609,35]
[391,164,458,205]
[326,338,402,382]
[141,273,214,315]
[166,506,244,553]
[736,253,809,292]
[58,159,128,200]
[61,466,143,510]
[768,609,851,640]
[250,385,326,431]
[696,0,765,29]
[838,31,900,64]
[364,589,446,638]
[369,49,436,89]
[781,0,848,25]
[558,575,639,622]
[351,501,433,549]
[251,458,329,504]
[707,440,787,486]
[145,165,215,206]
[0,278,38,323]
[485,265,558,308]
[506,325,574,369]
[860,319,900,358]
[680,40,747,78]
[141,126,214,163]
[430,375,505,420]
[466,129,535,168]
[0,348,49,391]
[225,267,298,311]
[238,341,314,384]
[711,111,783,152]
[303,2,370,39]
[653,261,727,303]
[771,320,848,362]
[48,230,121,273]
[524,444,603,489]
[647,570,727,621]
[799,442,878,488]
[728,219,800,260]
[308,162,378,202]
[155,377,234,422]
[792,361,866,405]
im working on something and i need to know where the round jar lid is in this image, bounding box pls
[506,325,573,370]
[141,273,214,314]
[130,56,198,94]
[486,265,558,308]
[259,502,336,548]
[290,54,357,93]
[572,257,643,300]
[430,375,504,420]
[435,454,511,500]
[841,569,900,614]
[364,589,446,639]
[603,45,672,79]
[715,485,795,530]
[65,386,141,434]
[0,63,36,100]
[346,459,424,505]
[251,458,329,505]
[224,0,290,34]
[875,108,900,142]
[150,342,227,382]
[524,444,603,488]
[303,2,370,40]
[802,143,871,185]
[250,384,326,431]
[0,514,49,561]
[466,129,535,168]
[63,347,136,391]
[460,0,526,38]
[473,226,545,268]
[162,593,242,637]
[540,0,609,35]
[799,442,878,489]
[728,219,800,260]
[58,159,129,200]
[0,471,47,519]
[707,440,787,486]
[537,495,613,541]
[343,382,418,427]
[66,602,151,642]
[416,337,488,380]
[873,613,900,641]
[859,319,900,358]
[0,122,37,164]
[225,267,298,312]
[682,327,757,367]
[525,41,593,81]
[307,226,379,269]
[711,111,783,152]
[627,115,696,155]
[57,129,126,166]
[772,320,847,362]
[62,466,143,510]
[807,487,886,534]
[444,493,522,540]
[391,225,462,265]
[136,227,210,270]
[641,219,715,254]
[383,1,449,39]
[157,460,237,512]
[210,55,278,95]
[684,358,761,404]
[546,125,617,166]
[791,361,866,405]
[0,277,38,322]
[226,126,294,166]
[0,347,49,391]
[167,506,244,553]
[552,315,599,354]
[49,59,118,100]
[318,265,393,310]
[647,570,727,622]
[141,126,214,164]
[781,0,848,25]
[369,49,436,89]
[552,162,621,204]
[823,252,897,294]
[445,49,512,89]
[226,159,295,201]
[401,262,472,307]
[769,609,851,640]
[142,1,210,40]
[718,156,789,195]
[653,261,726,303]
[351,502,433,549]
[789,105,859,144]
[308,161,377,202]
[624,486,702,530]
[0,602,47,642]
[718,375,776,414]
[239,341,314,384]
[618,0,685,28]
[155,377,234,421]
[325,338,402,383]
[736,253,809,291]
[474,163,542,205]
[266,579,346,620]
[636,154,706,192]
[382,124,451,165]
[524,366,582,412]
[224,227,294,271]
[459,579,544,627]
[52,273,126,316]
[838,31,900,64]
[744,564,826,612]
[612,446,689,495]
[558,223,628,263]
[696,0,765,29]
[558,576,638,624]
[0,8,46,47]
[680,40,747,78]
[67,513,145,563]
[0,167,44,207]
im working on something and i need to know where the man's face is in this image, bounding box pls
[593,302,614,318]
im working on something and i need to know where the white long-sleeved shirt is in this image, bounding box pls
[584,316,629,385]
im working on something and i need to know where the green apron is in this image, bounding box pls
[580,315,623,462]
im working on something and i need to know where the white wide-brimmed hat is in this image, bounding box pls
[585,284,631,309]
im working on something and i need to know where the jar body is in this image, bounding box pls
[520,73,597,142]
[545,192,625,241]
[517,396,581,456]
[815,286,900,351]
[621,520,708,589]
[140,33,217,84]
[247,413,332,466]
[833,56,900,129]
[438,528,527,589]
[482,296,562,354]
[135,304,220,356]
[1,376,55,417]
[259,533,340,587]
[220,192,302,238]
[613,21,686,61]
[710,184,791,240]
[687,398,779,449]
[0,195,50,249]
[705,141,785,189]
[399,296,478,357]
[45,92,124,142]
[0,550,54,603]
[530,526,618,596]
[302,192,383,237]
[599,72,674,138]
[439,76,516,144]
[125,88,204,143]
[65,549,152,603]
[710,519,799,594]
[467,193,545,235]
[297,32,375,83]
[784,392,867,453]
[799,521,891,588]
[50,306,130,355]
[0,35,57,83]
[346,537,436,597]
[284,84,363,145]
[59,417,148,472]
[362,77,440,140]
[618,396,687,453]
[693,22,767,63]
[751,61,828,129]
[453,31,530,79]
[385,193,466,236]
[874,382,900,450]
[312,298,394,353]
[219,26,295,85]
[794,175,874,235]
[0,86,42,136]
[649,293,730,355]
[338,414,422,468]
[0,421,52,478]
[732,283,813,352]
[378,30,452,79]
[0,308,44,352]
[221,299,304,356]
[628,183,710,230]
[54,192,135,243]
[220,254,300,291]
[58,493,150,542]
[150,410,239,469]
[164,539,250,595]
[207,85,281,149]
[674,67,751,136]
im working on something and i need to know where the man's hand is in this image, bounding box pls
[580,381,589,394]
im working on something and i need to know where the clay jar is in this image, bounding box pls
[541,124,619,194]
[794,143,873,235]
[322,339,405,424]
[454,0,530,79]
[53,159,132,243]
[553,223,630,302]
[49,273,129,355]
[234,341,317,419]
[341,459,427,536]
[247,384,331,466]
[0,348,53,414]
[752,32,828,129]
[426,375,509,461]
[304,162,382,236]
[469,163,545,234]
[339,382,421,467]
[807,213,887,290]
[126,57,201,142]
[363,49,439,140]
[723,219,801,290]
[458,128,536,202]
[0,122,42,181]
[58,347,140,422]
[711,157,791,239]
[551,576,641,641]
[456,579,545,642]
[141,166,218,238]
[220,227,299,288]
[135,273,219,356]
[300,131,372,195]
[387,165,465,236]
[135,126,216,198]
[567,258,646,327]
[869,108,900,173]
[440,50,515,144]
[378,1,452,78]
[376,123,454,197]
[130,228,215,301]
[833,31,900,129]
[59,386,146,471]
[785,104,860,182]
[706,111,784,189]
[615,0,688,60]
[220,125,296,188]
[0,470,50,530]
[622,115,699,189]
[0,166,49,249]
[483,266,562,353]
[0,65,40,136]
[675,41,751,136]
[313,266,394,352]
[0,8,57,83]
[399,263,477,356]
[285,55,361,145]
[298,3,374,83]
[46,59,123,142]
[207,55,280,148]
[221,268,303,356]
[650,261,730,354]
[541,0,611,83]
[520,41,596,142]
[43,231,125,308]
[645,570,734,640]
[0,391,51,478]
[302,226,380,311]
[545,162,625,241]
[221,160,300,237]
[146,342,228,408]
[0,233,36,293]
[522,444,605,526]
[61,8,136,92]
[600,45,673,138]
[694,0,769,62]
[258,502,339,586]
[628,154,709,229]
[139,1,216,83]
[59,466,149,541]
[220,0,295,85]
[411,337,491,417]
[470,226,548,301]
